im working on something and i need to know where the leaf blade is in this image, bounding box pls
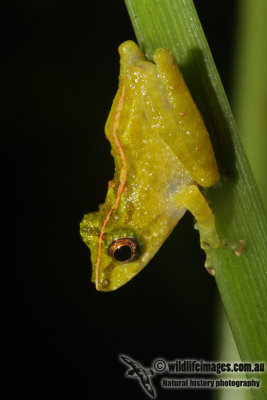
[124,0,267,398]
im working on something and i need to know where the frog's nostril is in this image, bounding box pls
[100,278,110,288]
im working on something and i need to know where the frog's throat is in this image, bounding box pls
[95,78,127,290]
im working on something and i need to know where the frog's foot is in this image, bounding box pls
[222,239,246,256]
[205,265,215,276]
[173,186,246,277]
[202,246,217,275]
[203,239,246,277]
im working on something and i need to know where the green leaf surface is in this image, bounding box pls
[124,1,267,398]
[233,0,267,208]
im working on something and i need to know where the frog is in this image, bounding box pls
[80,40,220,292]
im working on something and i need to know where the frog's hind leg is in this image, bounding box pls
[153,48,220,188]
[118,41,146,81]
[173,185,220,253]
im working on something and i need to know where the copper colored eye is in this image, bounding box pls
[108,238,139,262]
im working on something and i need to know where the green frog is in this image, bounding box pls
[80,40,220,291]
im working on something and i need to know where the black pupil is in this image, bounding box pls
[114,245,132,261]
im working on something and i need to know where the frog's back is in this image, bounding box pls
[105,63,194,235]
[123,101,194,228]
[103,40,219,242]
[104,41,200,231]
[110,41,219,189]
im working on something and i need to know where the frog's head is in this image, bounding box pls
[80,212,146,291]
[80,211,170,292]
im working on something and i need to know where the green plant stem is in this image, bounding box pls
[213,298,252,400]
[124,1,267,398]
[233,0,267,209]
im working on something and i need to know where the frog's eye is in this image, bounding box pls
[108,238,139,262]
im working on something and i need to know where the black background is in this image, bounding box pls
[2,1,237,399]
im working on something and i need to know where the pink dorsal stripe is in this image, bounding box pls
[95,79,127,289]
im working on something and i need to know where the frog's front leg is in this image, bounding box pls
[174,185,220,253]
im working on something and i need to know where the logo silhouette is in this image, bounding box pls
[119,354,156,398]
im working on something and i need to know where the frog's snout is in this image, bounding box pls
[96,261,114,291]
[95,260,139,292]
